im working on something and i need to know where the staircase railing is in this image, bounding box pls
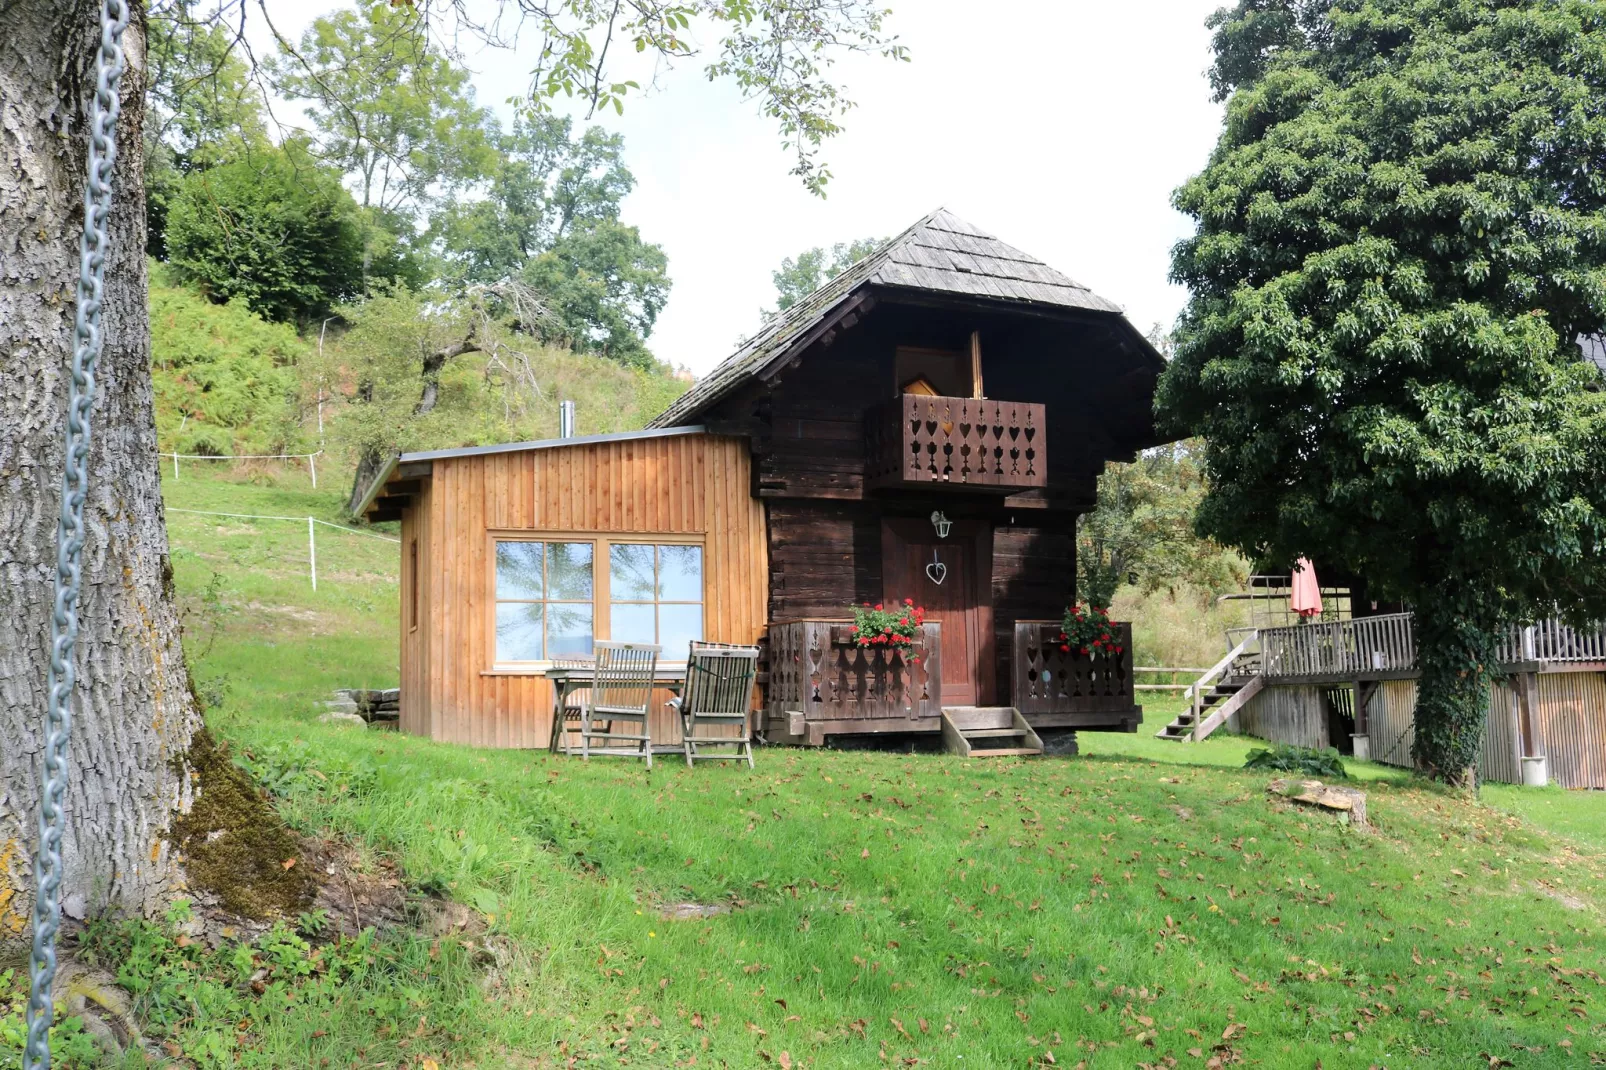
[1183,632,1259,742]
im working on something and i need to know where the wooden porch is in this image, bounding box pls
[761,618,1140,745]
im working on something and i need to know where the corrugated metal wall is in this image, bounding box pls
[1535,673,1606,789]
[1247,674,1606,787]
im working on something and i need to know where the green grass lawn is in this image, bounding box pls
[30,464,1604,1069]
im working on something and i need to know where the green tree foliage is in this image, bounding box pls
[144,1,272,257]
[165,143,369,323]
[769,237,884,313]
[317,284,686,511]
[1077,440,1247,610]
[1158,0,1606,786]
[149,264,308,457]
[434,115,670,367]
[274,3,494,214]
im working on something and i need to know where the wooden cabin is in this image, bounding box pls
[358,209,1167,749]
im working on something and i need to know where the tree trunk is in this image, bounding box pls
[0,1,202,963]
[1411,597,1499,791]
[343,335,478,516]
[346,445,387,517]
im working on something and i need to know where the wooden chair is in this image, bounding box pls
[578,642,661,768]
[551,655,593,754]
[670,641,760,769]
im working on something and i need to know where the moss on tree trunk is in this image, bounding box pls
[1411,601,1500,791]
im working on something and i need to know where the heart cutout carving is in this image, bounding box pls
[926,560,948,585]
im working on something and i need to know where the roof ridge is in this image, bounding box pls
[648,208,1130,429]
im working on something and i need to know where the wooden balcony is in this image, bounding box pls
[865,394,1046,491]
[764,620,943,744]
[1011,621,1140,729]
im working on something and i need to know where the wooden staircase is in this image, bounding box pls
[940,707,1043,757]
[1155,633,1265,743]
[1155,675,1263,741]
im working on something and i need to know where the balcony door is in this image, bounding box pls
[881,518,994,708]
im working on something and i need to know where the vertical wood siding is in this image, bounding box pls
[410,434,768,748]
[1231,685,1328,749]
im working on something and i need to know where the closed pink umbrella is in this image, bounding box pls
[1290,557,1323,618]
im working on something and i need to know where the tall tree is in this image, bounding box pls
[768,236,883,314]
[272,2,495,275]
[142,0,270,255]
[2,0,901,957]
[433,114,670,366]
[1157,0,1606,787]
[1077,440,1246,610]
[1,0,204,961]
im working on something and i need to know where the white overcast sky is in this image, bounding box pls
[256,1,1227,374]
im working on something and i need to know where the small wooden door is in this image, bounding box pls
[882,518,993,708]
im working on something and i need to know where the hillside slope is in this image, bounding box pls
[92,467,1605,1069]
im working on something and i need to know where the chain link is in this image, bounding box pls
[24,2,129,1067]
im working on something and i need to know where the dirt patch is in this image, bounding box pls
[1534,881,1590,912]
[301,836,408,937]
[170,729,317,919]
[660,902,732,921]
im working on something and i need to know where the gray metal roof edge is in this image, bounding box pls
[398,424,710,463]
[354,454,400,519]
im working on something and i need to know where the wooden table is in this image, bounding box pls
[543,664,686,754]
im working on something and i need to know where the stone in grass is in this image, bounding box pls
[318,710,367,727]
[1266,778,1367,829]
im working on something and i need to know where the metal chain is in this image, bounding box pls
[25,2,129,1067]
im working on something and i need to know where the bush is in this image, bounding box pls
[165,143,367,323]
[1244,743,1348,779]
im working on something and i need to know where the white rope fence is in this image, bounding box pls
[162,449,324,487]
[165,506,399,591]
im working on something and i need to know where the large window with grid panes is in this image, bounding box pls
[490,534,704,665]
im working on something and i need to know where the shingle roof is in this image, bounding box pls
[650,208,1129,428]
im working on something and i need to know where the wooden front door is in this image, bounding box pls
[882,519,993,708]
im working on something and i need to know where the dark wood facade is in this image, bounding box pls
[653,213,1165,741]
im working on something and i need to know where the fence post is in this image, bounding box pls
[308,516,317,592]
[172,452,179,480]
[307,453,317,489]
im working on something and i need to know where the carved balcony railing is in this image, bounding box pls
[866,394,1046,491]
[1012,620,1139,725]
[765,620,942,734]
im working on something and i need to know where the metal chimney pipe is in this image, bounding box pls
[559,400,576,438]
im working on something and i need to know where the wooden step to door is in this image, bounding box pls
[940,707,1043,758]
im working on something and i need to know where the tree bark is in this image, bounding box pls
[0,1,202,963]
[343,334,478,516]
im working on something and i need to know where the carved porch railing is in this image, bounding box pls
[1011,620,1137,719]
[865,394,1047,491]
[765,620,943,731]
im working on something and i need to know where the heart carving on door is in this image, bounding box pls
[926,558,947,585]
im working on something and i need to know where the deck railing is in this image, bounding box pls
[1259,612,1416,679]
[865,394,1047,491]
[1011,620,1137,717]
[1496,619,1606,665]
[1258,612,1606,680]
[765,619,942,727]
